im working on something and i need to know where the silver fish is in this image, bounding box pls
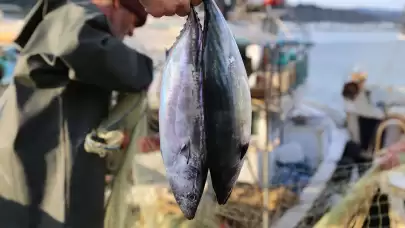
[159,9,207,219]
[202,0,252,204]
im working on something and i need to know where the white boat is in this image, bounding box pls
[247,86,350,227]
[235,79,405,227]
[127,82,351,227]
[125,9,355,227]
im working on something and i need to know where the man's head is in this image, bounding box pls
[351,71,367,90]
[92,0,148,40]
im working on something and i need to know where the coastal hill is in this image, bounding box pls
[282,4,403,23]
[0,1,403,23]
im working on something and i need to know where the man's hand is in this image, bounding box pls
[140,0,202,17]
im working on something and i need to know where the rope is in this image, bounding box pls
[374,115,405,153]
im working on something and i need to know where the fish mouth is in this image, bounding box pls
[174,189,200,219]
[167,163,208,219]
[210,162,243,205]
[168,177,204,219]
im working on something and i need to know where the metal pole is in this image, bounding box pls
[261,6,281,228]
[261,44,278,228]
[277,46,284,144]
[261,45,270,228]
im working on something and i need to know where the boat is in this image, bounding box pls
[111,7,405,227]
[123,3,359,227]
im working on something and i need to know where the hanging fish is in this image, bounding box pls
[159,8,207,219]
[202,0,252,204]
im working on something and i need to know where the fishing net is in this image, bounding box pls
[103,92,149,228]
[315,160,405,228]
[312,118,405,228]
[119,118,342,228]
[216,183,299,227]
[126,180,301,228]
[267,159,344,228]
[127,172,220,228]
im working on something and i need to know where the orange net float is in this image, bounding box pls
[264,0,284,6]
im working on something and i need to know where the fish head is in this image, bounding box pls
[165,137,207,219]
[159,93,206,220]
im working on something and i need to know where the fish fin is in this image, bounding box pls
[202,0,210,52]
[168,7,201,55]
[180,139,191,164]
[190,7,204,69]
[191,7,202,32]
[240,142,249,160]
[200,0,210,83]
[169,23,188,52]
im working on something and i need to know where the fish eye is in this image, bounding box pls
[180,143,188,151]
[186,192,197,202]
[180,140,191,153]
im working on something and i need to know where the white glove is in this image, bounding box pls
[84,130,125,158]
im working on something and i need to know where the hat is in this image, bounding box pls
[119,0,147,27]
[351,72,367,83]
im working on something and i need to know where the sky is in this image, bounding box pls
[288,0,405,10]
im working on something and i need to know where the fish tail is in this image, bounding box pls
[201,0,210,68]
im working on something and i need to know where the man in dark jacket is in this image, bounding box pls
[0,0,200,227]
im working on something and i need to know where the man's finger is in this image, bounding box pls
[166,9,176,16]
[176,3,190,17]
[191,0,202,6]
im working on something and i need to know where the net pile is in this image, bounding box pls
[125,184,219,228]
[125,181,300,228]
[162,183,300,228]
[217,183,299,228]
[315,164,405,228]
[286,161,375,228]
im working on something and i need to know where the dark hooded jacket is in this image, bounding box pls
[0,0,153,227]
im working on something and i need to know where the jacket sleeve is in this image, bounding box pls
[62,18,153,93]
